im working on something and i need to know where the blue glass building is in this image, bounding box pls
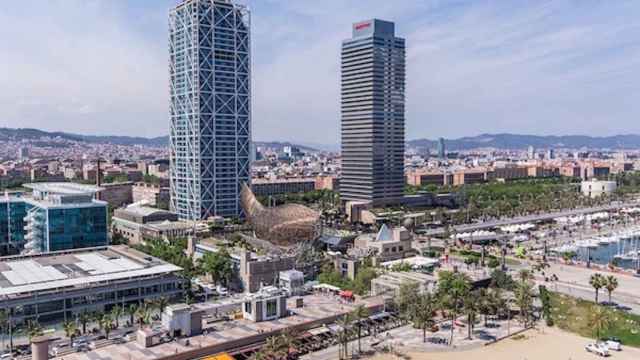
[0,183,109,255]
[0,195,27,256]
[169,0,251,220]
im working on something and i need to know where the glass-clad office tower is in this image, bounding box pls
[22,183,108,254]
[169,0,251,220]
[0,184,107,255]
[340,19,406,206]
[0,196,27,256]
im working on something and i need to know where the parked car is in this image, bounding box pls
[585,343,610,357]
[603,337,622,351]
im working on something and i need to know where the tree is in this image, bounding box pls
[462,291,480,339]
[353,267,377,295]
[395,281,420,318]
[412,293,438,343]
[135,304,151,328]
[604,275,619,303]
[487,257,500,269]
[197,248,233,287]
[589,306,612,340]
[0,310,6,350]
[336,314,352,360]
[79,311,92,335]
[63,320,77,342]
[127,304,138,327]
[101,316,114,340]
[589,273,606,303]
[111,306,123,329]
[490,269,514,290]
[351,304,369,353]
[155,297,170,315]
[514,281,535,327]
[26,320,43,341]
[436,271,471,346]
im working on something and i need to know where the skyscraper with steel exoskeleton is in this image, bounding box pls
[169,0,251,220]
[340,19,406,206]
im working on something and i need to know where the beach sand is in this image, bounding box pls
[372,326,640,360]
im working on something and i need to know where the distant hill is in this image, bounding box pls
[0,127,319,152]
[408,133,640,150]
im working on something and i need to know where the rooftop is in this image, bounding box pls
[0,246,181,298]
[121,204,173,218]
[23,182,103,195]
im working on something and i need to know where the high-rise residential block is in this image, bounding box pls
[169,0,251,220]
[340,19,406,206]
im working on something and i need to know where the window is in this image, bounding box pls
[266,299,278,317]
[244,302,252,314]
[398,246,403,252]
[391,247,397,252]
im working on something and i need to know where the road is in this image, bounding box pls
[419,202,639,236]
[534,262,640,315]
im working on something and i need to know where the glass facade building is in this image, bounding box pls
[0,183,109,255]
[340,19,406,206]
[169,0,251,220]
[0,196,27,256]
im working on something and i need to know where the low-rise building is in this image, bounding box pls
[0,246,185,325]
[371,271,435,297]
[581,179,617,198]
[132,182,170,207]
[353,225,415,264]
[98,182,133,208]
[251,177,316,196]
[112,205,179,244]
[242,286,288,322]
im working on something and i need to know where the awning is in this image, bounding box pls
[340,290,354,298]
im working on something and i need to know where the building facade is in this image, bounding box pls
[340,19,406,206]
[0,246,184,324]
[169,0,251,220]
[22,183,108,254]
[0,195,27,256]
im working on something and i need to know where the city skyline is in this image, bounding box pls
[1,1,640,144]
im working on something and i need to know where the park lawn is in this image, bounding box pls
[549,292,640,347]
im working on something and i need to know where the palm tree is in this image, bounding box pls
[111,306,123,329]
[155,297,170,316]
[351,304,369,353]
[26,320,43,341]
[0,310,6,351]
[127,304,138,327]
[589,273,606,303]
[589,306,612,340]
[462,292,479,339]
[100,316,114,340]
[336,314,352,360]
[413,293,437,343]
[135,304,151,328]
[63,320,77,343]
[437,271,471,346]
[604,275,619,303]
[514,281,534,327]
[79,311,92,335]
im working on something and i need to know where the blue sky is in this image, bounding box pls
[0,0,639,145]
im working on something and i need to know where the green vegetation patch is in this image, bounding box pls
[549,292,640,347]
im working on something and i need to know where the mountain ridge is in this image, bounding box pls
[3,128,640,151]
[0,127,321,152]
[408,133,640,150]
